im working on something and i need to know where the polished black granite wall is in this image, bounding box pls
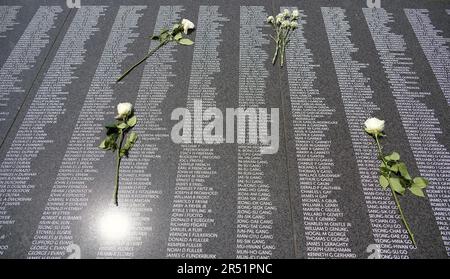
[0,0,449,259]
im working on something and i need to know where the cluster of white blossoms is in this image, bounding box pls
[267,9,300,67]
[267,9,299,30]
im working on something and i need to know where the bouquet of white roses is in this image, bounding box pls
[267,9,299,67]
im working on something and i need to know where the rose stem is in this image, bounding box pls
[272,30,280,65]
[282,29,291,67]
[114,128,125,206]
[280,38,284,67]
[375,134,417,247]
[391,187,417,247]
[117,41,167,82]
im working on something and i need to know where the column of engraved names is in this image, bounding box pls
[236,6,276,259]
[284,8,353,258]
[0,6,104,258]
[166,6,228,259]
[364,8,450,256]
[404,9,450,105]
[0,6,62,144]
[0,6,20,37]
[25,5,145,259]
[97,5,180,258]
[322,7,413,258]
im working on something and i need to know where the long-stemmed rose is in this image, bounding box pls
[364,117,428,247]
[117,19,195,82]
[267,9,299,67]
[99,103,138,206]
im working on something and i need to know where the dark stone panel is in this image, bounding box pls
[0,5,70,146]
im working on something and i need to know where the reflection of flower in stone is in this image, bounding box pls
[99,208,130,241]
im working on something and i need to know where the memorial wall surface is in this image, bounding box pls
[0,0,449,259]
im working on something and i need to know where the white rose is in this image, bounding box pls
[267,16,274,24]
[181,18,195,34]
[283,9,290,17]
[116,102,133,119]
[281,20,290,28]
[292,10,299,18]
[364,117,385,135]
[290,21,298,29]
[276,15,283,25]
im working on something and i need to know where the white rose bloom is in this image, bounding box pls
[267,16,274,23]
[117,102,133,119]
[181,18,195,34]
[364,117,385,135]
[281,20,290,28]
[290,21,298,29]
[283,9,290,17]
[292,10,299,18]
[276,15,283,25]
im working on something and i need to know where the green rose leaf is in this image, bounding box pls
[128,131,138,142]
[380,167,390,176]
[105,126,118,136]
[99,133,118,151]
[150,35,159,40]
[119,148,127,158]
[121,132,138,158]
[126,132,138,147]
[118,132,138,159]
[409,186,425,197]
[127,116,137,128]
[178,38,194,46]
[108,134,118,149]
[379,175,389,190]
[412,177,428,189]
[105,123,117,129]
[384,152,400,162]
[388,163,399,173]
[160,32,169,42]
[389,177,405,195]
[398,162,411,180]
[172,24,180,31]
[174,32,182,41]
[99,139,107,149]
[117,122,128,129]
